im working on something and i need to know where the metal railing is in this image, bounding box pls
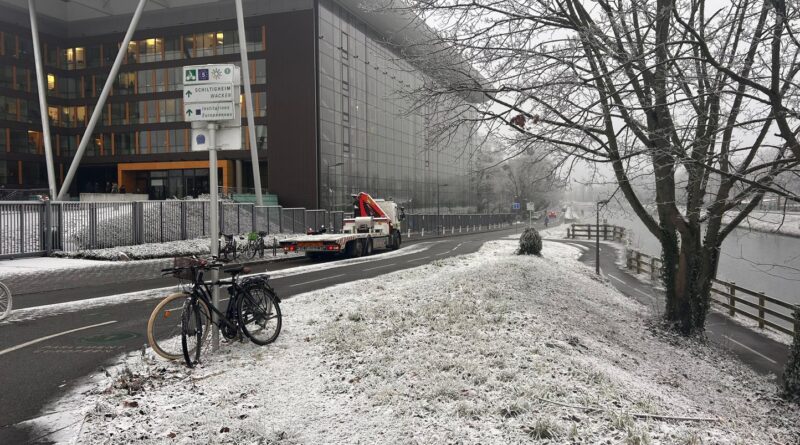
[567,224,626,242]
[625,248,799,336]
[0,200,512,259]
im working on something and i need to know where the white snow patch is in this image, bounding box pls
[31,238,799,444]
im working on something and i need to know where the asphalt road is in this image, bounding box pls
[0,226,526,444]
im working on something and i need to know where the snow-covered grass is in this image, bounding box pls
[51,234,298,261]
[33,239,799,444]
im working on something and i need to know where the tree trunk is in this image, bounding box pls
[662,222,721,335]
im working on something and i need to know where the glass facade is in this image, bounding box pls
[0,23,267,195]
[318,0,476,212]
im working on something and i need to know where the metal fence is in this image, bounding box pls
[0,200,510,259]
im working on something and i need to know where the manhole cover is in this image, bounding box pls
[82,331,140,344]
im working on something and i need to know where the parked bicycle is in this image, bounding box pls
[243,231,269,259]
[219,233,238,261]
[157,257,281,367]
[0,281,11,321]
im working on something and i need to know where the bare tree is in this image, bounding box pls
[391,0,800,334]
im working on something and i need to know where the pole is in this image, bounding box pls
[235,0,264,206]
[57,0,148,201]
[208,123,221,351]
[28,0,56,200]
[595,201,601,275]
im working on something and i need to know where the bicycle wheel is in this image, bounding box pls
[181,299,203,368]
[147,292,210,360]
[246,240,258,259]
[0,281,11,321]
[236,286,281,346]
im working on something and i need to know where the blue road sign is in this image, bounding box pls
[512,202,521,210]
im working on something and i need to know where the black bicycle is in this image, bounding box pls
[162,258,282,367]
[219,234,238,261]
[243,231,269,259]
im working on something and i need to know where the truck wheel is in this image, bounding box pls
[364,239,373,256]
[346,240,363,258]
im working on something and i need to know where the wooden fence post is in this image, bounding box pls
[635,251,642,274]
[758,292,766,328]
[650,257,658,282]
[729,282,736,317]
[567,227,571,238]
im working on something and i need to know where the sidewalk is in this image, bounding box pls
[556,238,789,378]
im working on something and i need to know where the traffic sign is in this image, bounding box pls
[526,202,535,211]
[512,202,521,210]
[183,65,236,84]
[184,84,236,103]
[184,102,236,122]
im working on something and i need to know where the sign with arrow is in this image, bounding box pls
[183,84,235,104]
[184,102,236,122]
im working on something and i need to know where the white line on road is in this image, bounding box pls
[722,334,778,364]
[363,263,397,272]
[0,320,118,357]
[406,256,430,263]
[289,273,346,288]
[608,274,626,284]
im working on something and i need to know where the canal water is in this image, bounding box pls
[598,206,800,308]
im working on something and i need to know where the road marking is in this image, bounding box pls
[722,334,778,364]
[0,320,118,357]
[406,256,430,263]
[363,263,396,272]
[608,274,625,284]
[450,242,465,253]
[435,252,449,256]
[288,273,346,288]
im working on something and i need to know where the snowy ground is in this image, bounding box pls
[32,239,799,444]
[51,234,299,261]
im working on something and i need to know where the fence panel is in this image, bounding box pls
[0,202,44,257]
[305,210,327,232]
[184,201,209,239]
[281,208,306,233]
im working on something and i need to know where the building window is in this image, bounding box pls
[342,95,349,122]
[341,31,349,59]
[342,63,349,90]
[47,74,55,91]
[342,126,350,152]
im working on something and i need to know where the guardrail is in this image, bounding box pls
[567,224,626,242]
[625,248,799,335]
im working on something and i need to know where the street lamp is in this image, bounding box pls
[326,162,344,210]
[437,182,449,235]
[596,199,609,275]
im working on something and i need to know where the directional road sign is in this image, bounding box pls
[512,202,521,210]
[183,65,236,84]
[184,84,236,103]
[184,102,236,122]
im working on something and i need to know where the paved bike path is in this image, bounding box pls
[554,238,789,379]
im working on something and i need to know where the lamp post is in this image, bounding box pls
[326,161,344,210]
[437,182,449,235]
[596,199,609,275]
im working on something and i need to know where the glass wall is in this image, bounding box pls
[318,0,476,212]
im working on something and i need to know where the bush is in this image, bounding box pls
[518,227,543,256]
[782,309,800,400]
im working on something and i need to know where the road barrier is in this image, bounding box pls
[566,224,626,242]
[625,248,799,336]
[0,200,513,259]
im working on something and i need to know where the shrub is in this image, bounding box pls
[782,309,800,400]
[518,227,543,256]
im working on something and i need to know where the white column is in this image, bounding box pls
[56,0,148,201]
[235,0,264,206]
[28,0,57,199]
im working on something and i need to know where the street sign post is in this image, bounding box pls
[183,64,242,352]
[527,202,535,228]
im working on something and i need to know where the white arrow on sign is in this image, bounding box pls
[184,84,236,104]
[184,102,236,122]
